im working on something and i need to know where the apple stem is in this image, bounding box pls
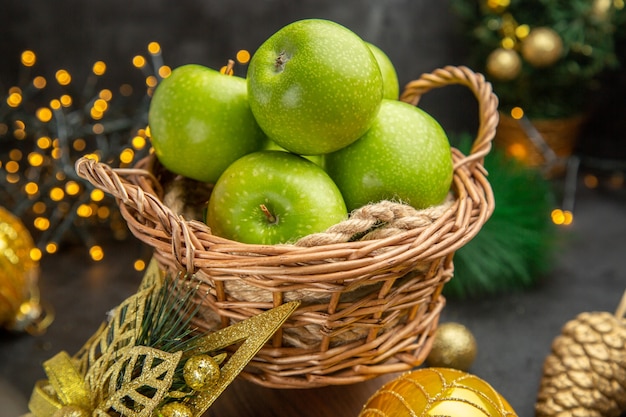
[260,204,278,224]
[225,59,235,76]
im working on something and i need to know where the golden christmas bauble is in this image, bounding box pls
[521,27,563,68]
[183,354,221,391]
[0,206,42,331]
[359,368,518,417]
[592,0,612,20]
[486,48,522,81]
[426,322,477,371]
[159,402,193,417]
[51,405,90,417]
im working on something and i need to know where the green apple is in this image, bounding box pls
[325,99,454,211]
[207,150,347,245]
[148,64,266,183]
[246,18,383,155]
[366,42,400,100]
[262,138,325,168]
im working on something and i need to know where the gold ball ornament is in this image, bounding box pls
[183,354,221,391]
[486,48,522,81]
[426,322,477,371]
[359,368,518,417]
[159,402,193,417]
[0,206,43,332]
[521,27,563,68]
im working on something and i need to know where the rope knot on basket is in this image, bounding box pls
[75,65,498,389]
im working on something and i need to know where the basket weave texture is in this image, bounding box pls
[75,65,498,389]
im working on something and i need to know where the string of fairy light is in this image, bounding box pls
[1,42,252,270]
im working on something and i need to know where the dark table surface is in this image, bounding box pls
[1,171,625,417]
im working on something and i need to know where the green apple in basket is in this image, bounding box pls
[246,18,384,155]
[366,41,400,100]
[325,99,454,212]
[148,63,266,183]
[206,150,348,245]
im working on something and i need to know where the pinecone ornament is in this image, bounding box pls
[535,291,626,417]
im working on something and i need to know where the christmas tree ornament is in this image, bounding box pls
[359,367,518,417]
[426,322,477,371]
[485,48,522,81]
[0,206,51,333]
[520,27,563,68]
[535,291,626,417]
[591,0,613,19]
[26,259,299,417]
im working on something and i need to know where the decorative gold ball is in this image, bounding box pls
[51,405,90,417]
[183,354,221,391]
[486,48,522,81]
[0,206,40,330]
[359,368,518,417]
[426,322,478,371]
[159,402,193,417]
[592,0,612,20]
[521,27,563,68]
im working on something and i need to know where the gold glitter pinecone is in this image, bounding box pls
[535,293,626,417]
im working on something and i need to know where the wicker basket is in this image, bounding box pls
[75,65,498,389]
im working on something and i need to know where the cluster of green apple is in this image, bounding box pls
[148,19,454,245]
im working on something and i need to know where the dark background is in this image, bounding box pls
[1,1,626,416]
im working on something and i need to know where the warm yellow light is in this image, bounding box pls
[33,76,46,89]
[132,55,146,68]
[562,210,574,225]
[49,99,61,110]
[83,153,100,162]
[515,24,530,39]
[158,65,172,78]
[584,174,599,189]
[28,152,44,167]
[5,160,19,174]
[134,259,146,271]
[34,217,50,231]
[51,147,62,159]
[36,107,53,122]
[120,84,133,96]
[145,126,151,138]
[55,69,72,85]
[120,148,135,164]
[90,189,105,202]
[131,135,147,150]
[65,181,81,195]
[97,206,110,219]
[236,49,251,64]
[76,204,93,217]
[13,129,26,140]
[146,75,158,88]
[220,64,234,76]
[93,123,105,134]
[510,107,524,120]
[21,50,37,67]
[551,209,573,226]
[501,37,516,49]
[37,136,52,149]
[49,187,65,201]
[33,201,46,214]
[7,92,22,107]
[6,174,20,184]
[99,89,113,101]
[25,182,39,195]
[9,149,22,160]
[148,41,161,54]
[30,248,43,262]
[45,242,58,254]
[93,61,107,76]
[90,245,104,261]
[60,95,72,107]
[73,138,86,151]
[90,108,104,120]
[507,143,528,160]
[93,98,108,112]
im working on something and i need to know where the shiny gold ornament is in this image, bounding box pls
[426,322,477,371]
[486,48,522,81]
[535,291,626,417]
[0,206,48,333]
[183,354,221,391]
[521,27,563,68]
[591,0,613,20]
[51,405,90,417]
[359,367,518,417]
[159,402,193,417]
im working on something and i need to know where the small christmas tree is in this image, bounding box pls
[451,0,623,119]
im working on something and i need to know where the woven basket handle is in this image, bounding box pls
[400,65,499,170]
